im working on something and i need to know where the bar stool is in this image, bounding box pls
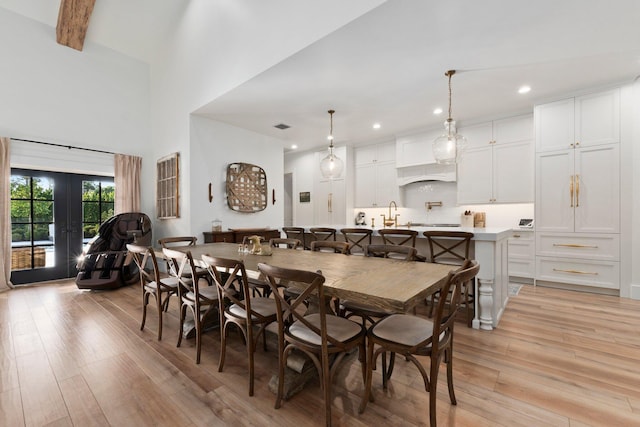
[378,228,427,261]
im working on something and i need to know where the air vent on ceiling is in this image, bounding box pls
[274,123,290,130]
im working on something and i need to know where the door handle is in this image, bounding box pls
[328,193,333,213]
[569,175,574,207]
[575,174,580,207]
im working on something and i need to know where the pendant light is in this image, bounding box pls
[319,109,344,179]
[433,70,466,164]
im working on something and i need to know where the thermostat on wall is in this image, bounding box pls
[518,218,534,228]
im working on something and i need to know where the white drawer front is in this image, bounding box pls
[536,256,619,289]
[535,233,619,261]
[509,258,534,278]
[509,240,534,258]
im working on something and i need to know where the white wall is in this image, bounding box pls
[188,116,284,239]
[0,8,150,162]
[146,1,385,240]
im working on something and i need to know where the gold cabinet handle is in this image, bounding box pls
[553,268,598,275]
[569,175,574,207]
[553,243,598,248]
[575,174,580,207]
[328,193,332,213]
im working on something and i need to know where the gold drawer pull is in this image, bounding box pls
[553,268,598,275]
[552,243,598,248]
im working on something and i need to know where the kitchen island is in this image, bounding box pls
[294,225,513,330]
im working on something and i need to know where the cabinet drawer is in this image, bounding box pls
[509,257,534,278]
[508,240,534,258]
[535,233,619,261]
[536,256,619,289]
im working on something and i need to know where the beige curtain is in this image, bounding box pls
[114,154,142,214]
[0,137,14,291]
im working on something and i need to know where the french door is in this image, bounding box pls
[10,169,114,285]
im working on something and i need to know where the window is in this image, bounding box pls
[82,180,115,241]
[157,152,179,219]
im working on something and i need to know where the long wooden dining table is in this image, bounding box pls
[172,242,455,313]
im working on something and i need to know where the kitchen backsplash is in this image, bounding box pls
[353,181,534,228]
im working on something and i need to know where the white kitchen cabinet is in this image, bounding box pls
[315,178,346,225]
[354,142,399,207]
[534,88,621,291]
[457,114,534,204]
[535,144,619,233]
[535,88,620,152]
[508,230,535,281]
[395,129,440,167]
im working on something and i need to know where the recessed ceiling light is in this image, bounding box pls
[433,108,443,115]
[373,123,381,129]
[518,85,531,94]
[291,144,298,149]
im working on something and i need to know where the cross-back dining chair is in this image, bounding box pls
[257,262,366,427]
[423,230,474,326]
[201,255,279,396]
[309,227,337,244]
[340,228,373,255]
[126,244,179,340]
[158,236,210,284]
[162,247,218,364]
[359,260,480,427]
[269,237,302,249]
[378,228,427,261]
[310,240,351,254]
[282,226,308,249]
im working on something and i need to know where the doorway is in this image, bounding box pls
[284,172,293,227]
[10,169,114,285]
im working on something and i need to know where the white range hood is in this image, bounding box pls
[396,163,456,186]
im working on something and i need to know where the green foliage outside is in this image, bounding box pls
[10,176,115,243]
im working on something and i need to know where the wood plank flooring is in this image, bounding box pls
[1,280,639,426]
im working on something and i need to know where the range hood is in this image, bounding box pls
[396,163,456,186]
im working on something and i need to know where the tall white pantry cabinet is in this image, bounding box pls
[534,88,621,291]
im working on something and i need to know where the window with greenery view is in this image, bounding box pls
[82,180,115,240]
[11,175,54,245]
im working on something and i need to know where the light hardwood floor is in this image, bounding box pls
[1,280,639,426]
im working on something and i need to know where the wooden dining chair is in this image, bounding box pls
[158,236,210,285]
[378,228,427,261]
[340,228,373,255]
[257,262,366,427]
[126,244,179,340]
[162,247,218,364]
[359,260,480,427]
[310,240,350,254]
[309,227,337,244]
[202,255,279,396]
[269,237,302,249]
[282,226,308,249]
[423,231,474,326]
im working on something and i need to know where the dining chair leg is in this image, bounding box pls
[155,294,163,340]
[177,304,187,348]
[321,352,332,427]
[140,292,149,332]
[429,354,441,427]
[195,313,202,364]
[446,348,457,405]
[247,325,255,396]
[218,321,228,372]
[358,338,375,413]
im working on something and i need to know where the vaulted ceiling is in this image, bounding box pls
[3,0,640,152]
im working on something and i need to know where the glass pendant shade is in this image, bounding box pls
[433,119,466,164]
[320,148,344,178]
[432,69,465,164]
[319,109,344,178]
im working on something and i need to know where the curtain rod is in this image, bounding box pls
[11,138,118,156]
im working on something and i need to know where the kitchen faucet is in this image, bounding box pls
[381,200,399,227]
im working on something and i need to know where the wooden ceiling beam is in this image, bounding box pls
[56,0,96,51]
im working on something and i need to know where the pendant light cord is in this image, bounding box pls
[445,70,455,122]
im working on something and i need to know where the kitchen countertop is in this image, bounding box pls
[300,225,513,242]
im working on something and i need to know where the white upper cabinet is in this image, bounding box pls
[457,114,534,204]
[536,88,620,152]
[354,141,399,207]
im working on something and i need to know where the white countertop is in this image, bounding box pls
[301,225,513,242]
